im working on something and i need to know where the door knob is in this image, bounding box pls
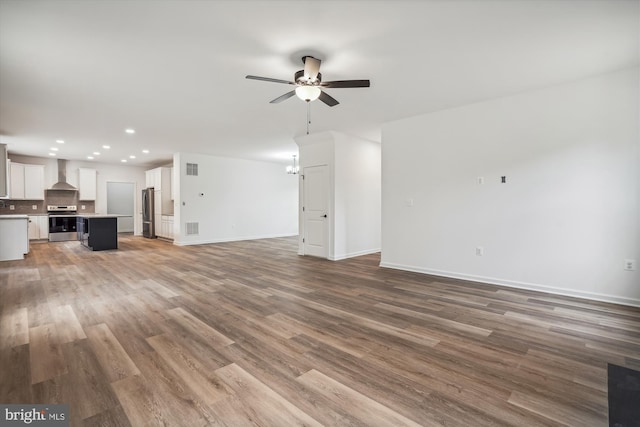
[322,214,327,218]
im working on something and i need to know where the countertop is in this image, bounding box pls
[0,213,133,219]
[77,214,131,218]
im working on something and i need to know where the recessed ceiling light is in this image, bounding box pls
[129,155,136,159]
[49,152,56,156]
[142,149,149,154]
[56,140,64,144]
[50,147,59,151]
[93,152,100,155]
[87,156,94,160]
[125,128,135,134]
[102,145,110,149]
[121,159,127,163]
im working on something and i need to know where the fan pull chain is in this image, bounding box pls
[306,101,311,135]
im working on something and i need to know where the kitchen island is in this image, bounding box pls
[0,215,29,261]
[77,215,118,251]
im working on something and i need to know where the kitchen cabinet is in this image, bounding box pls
[158,215,174,240]
[78,168,97,200]
[146,167,174,238]
[10,162,45,200]
[154,191,162,239]
[145,169,158,189]
[0,215,29,260]
[0,145,7,198]
[10,162,24,199]
[28,215,49,240]
[25,165,45,199]
[145,167,171,194]
[77,216,118,251]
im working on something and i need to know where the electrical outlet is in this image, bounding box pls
[476,247,484,256]
[9,205,15,210]
[32,205,37,210]
[624,259,636,271]
[81,205,86,210]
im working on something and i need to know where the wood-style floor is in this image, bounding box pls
[1,236,639,426]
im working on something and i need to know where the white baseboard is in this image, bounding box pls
[379,261,640,308]
[173,233,297,247]
[329,248,381,261]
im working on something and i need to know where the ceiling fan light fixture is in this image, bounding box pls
[295,86,321,102]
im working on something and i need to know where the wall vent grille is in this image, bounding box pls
[186,163,198,176]
[185,222,199,235]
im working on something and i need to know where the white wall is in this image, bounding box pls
[334,133,381,260]
[173,152,298,246]
[381,67,640,306]
[296,131,381,260]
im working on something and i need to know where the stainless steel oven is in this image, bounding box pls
[48,205,78,242]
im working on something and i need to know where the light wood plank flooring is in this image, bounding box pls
[1,236,639,426]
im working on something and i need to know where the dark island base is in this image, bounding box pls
[77,216,118,251]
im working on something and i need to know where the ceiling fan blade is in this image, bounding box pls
[246,75,295,85]
[321,79,370,88]
[269,90,296,104]
[303,56,321,82]
[318,90,339,107]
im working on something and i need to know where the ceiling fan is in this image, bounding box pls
[246,56,370,107]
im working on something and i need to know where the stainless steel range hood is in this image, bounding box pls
[49,159,77,191]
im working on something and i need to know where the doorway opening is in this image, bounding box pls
[107,182,135,233]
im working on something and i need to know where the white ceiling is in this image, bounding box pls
[1,0,638,167]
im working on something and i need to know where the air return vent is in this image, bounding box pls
[185,222,199,235]
[186,163,198,176]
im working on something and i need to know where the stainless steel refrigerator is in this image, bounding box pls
[142,187,155,238]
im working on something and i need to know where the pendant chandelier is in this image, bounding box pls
[286,155,299,175]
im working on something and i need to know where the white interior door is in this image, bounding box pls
[303,165,328,258]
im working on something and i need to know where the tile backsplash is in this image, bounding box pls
[0,200,47,214]
[0,195,95,214]
[45,189,79,207]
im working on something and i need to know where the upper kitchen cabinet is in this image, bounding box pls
[145,167,171,203]
[78,168,97,200]
[0,144,7,197]
[145,168,157,189]
[145,167,171,193]
[10,162,45,200]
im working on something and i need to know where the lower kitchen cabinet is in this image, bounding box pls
[28,215,49,240]
[77,216,118,251]
[158,215,174,240]
[0,215,29,261]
